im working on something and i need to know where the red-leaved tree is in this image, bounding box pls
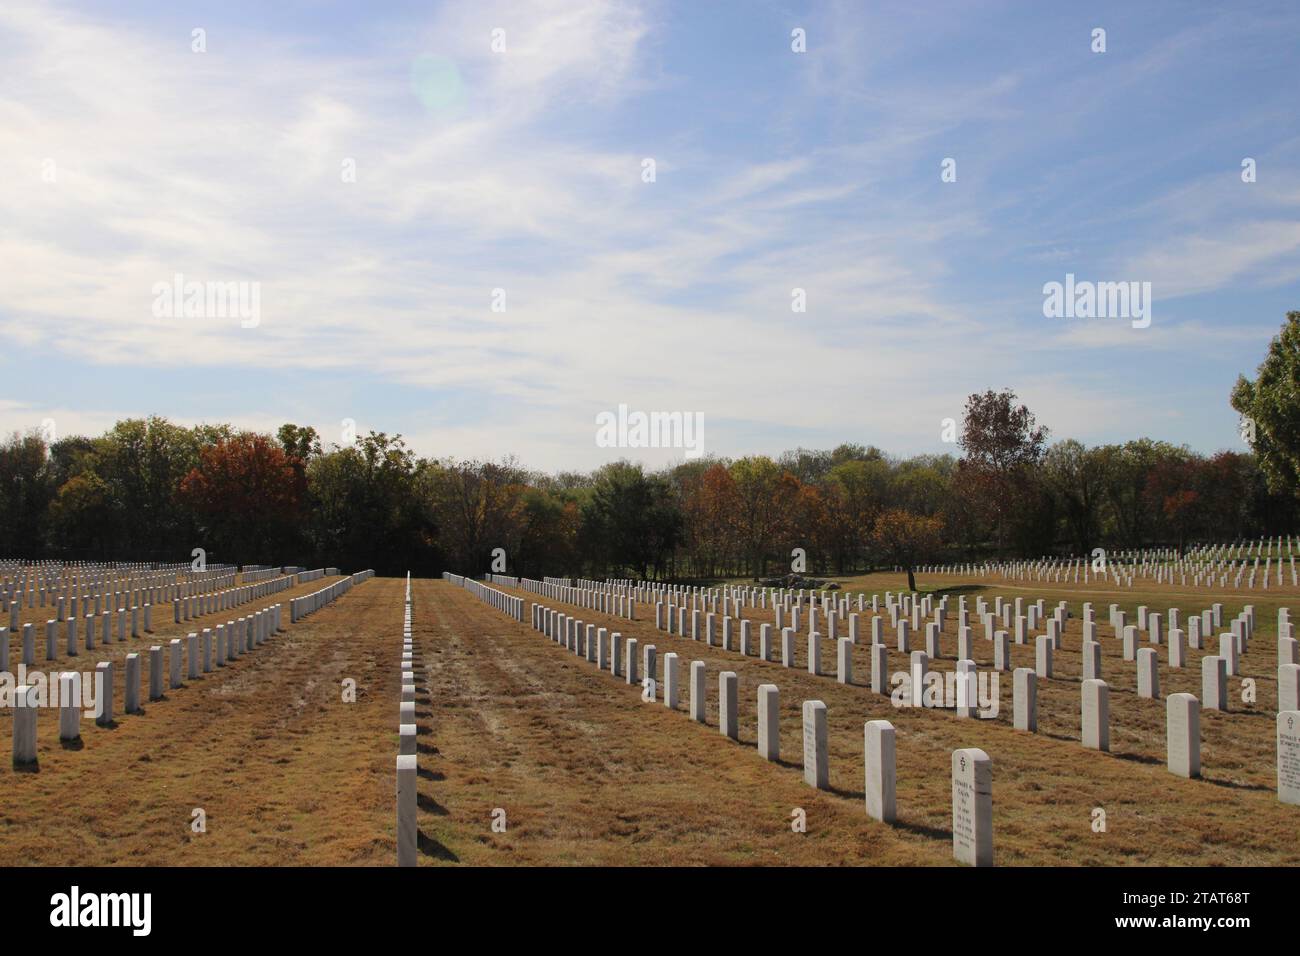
[178,433,306,564]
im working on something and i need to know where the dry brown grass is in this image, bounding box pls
[3,571,1295,866]
[486,571,1300,865]
[0,575,400,865]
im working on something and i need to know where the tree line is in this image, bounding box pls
[3,310,1298,580]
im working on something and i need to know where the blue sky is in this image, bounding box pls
[1,0,1297,471]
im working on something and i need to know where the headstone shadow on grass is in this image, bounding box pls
[417,831,459,862]
[416,792,450,816]
[893,818,951,842]
[1199,776,1272,793]
[826,784,867,801]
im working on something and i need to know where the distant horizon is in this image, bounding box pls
[10,400,1263,479]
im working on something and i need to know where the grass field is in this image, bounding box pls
[3,571,1295,865]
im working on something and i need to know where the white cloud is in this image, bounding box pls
[1,1,1295,471]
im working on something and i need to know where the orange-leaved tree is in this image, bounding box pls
[178,432,306,563]
[870,508,945,593]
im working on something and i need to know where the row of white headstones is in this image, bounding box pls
[499,574,636,620]
[480,577,1280,706]
[393,574,530,864]
[534,596,995,862]
[436,576,994,867]
[2,573,303,675]
[2,563,337,619]
[288,571,372,623]
[4,573,239,626]
[638,585,1300,795]
[455,574,525,620]
[9,570,374,767]
[925,544,1300,589]
[397,573,419,867]
[9,604,282,766]
[457,573,1300,864]
[2,563,241,616]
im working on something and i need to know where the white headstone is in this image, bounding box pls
[870,644,888,695]
[951,748,992,866]
[993,631,1010,671]
[802,700,828,789]
[663,652,679,710]
[169,638,183,689]
[1082,640,1102,681]
[1280,663,1300,713]
[1166,693,1200,778]
[58,672,81,741]
[690,660,706,722]
[955,659,977,719]
[1202,655,1227,711]
[719,671,738,739]
[149,646,163,700]
[1035,635,1052,679]
[864,719,896,823]
[1279,711,1300,805]
[12,684,37,765]
[808,632,822,676]
[1137,647,1160,699]
[1169,628,1185,668]
[396,754,418,866]
[757,684,779,761]
[1219,633,1239,676]
[625,637,639,684]
[1280,637,1299,669]
[124,653,141,714]
[1082,679,1110,751]
[957,626,973,662]
[96,661,113,726]
[642,644,657,697]
[1013,667,1037,732]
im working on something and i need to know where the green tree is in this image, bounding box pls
[94,418,211,558]
[306,432,431,574]
[277,423,322,462]
[1231,311,1300,497]
[49,472,112,555]
[423,457,529,574]
[1043,439,1105,554]
[730,456,796,579]
[581,462,681,580]
[0,431,55,555]
[1095,439,1182,547]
